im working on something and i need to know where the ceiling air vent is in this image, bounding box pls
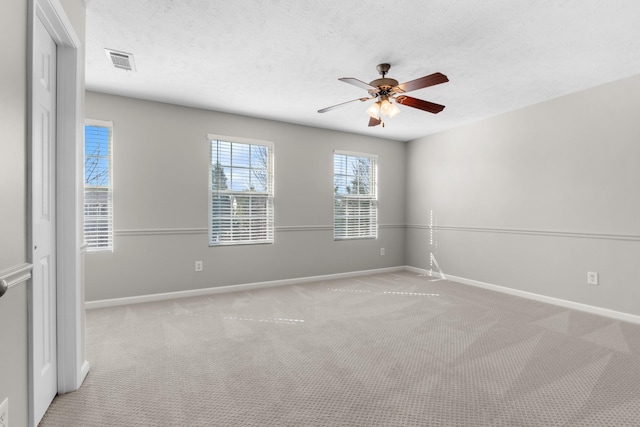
[105,48,136,71]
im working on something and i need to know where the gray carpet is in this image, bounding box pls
[40,271,640,426]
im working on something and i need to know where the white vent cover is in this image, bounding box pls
[104,48,136,71]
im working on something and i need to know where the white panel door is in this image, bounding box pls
[31,16,58,426]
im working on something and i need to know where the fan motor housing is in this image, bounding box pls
[369,77,399,95]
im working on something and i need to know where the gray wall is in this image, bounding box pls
[0,1,29,424]
[84,92,406,301]
[406,74,640,316]
[0,1,85,425]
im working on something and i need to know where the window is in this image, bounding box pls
[334,151,378,240]
[209,136,274,246]
[84,120,113,251]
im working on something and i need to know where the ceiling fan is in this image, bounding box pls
[318,63,449,127]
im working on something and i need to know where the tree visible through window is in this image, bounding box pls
[84,120,113,251]
[209,137,274,245]
[334,151,378,239]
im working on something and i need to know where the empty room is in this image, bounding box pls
[2,0,640,426]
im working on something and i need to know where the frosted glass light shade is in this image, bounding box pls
[367,102,381,118]
[379,99,392,115]
[387,102,401,118]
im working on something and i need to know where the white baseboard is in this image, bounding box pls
[85,266,406,309]
[86,265,640,325]
[80,360,90,386]
[405,266,640,325]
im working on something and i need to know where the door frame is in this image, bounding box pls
[28,0,88,425]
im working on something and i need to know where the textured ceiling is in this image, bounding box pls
[85,0,640,142]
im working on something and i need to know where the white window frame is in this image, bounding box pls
[333,150,378,240]
[84,119,114,252]
[208,134,274,246]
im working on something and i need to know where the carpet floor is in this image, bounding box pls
[40,271,640,426]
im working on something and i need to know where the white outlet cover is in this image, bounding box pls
[587,272,599,285]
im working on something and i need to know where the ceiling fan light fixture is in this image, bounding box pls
[372,98,401,119]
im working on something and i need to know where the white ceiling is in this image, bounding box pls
[85,0,640,142]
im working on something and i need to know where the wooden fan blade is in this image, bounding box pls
[318,97,370,113]
[395,72,448,93]
[396,95,445,114]
[368,117,382,127]
[339,77,377,91]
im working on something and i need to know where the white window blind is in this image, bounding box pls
[84,120,113,251]
[334,151,378,240]
[209,136,274,246]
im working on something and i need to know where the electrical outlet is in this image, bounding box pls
[380,248,385,256]
[195,261,203,272]
[0,397,8,427]
[587,272,599,285]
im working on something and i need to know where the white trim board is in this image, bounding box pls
[406,224,640,242]
[85,266,406,309]
[405,266,640,325]
[112,224,404,237]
